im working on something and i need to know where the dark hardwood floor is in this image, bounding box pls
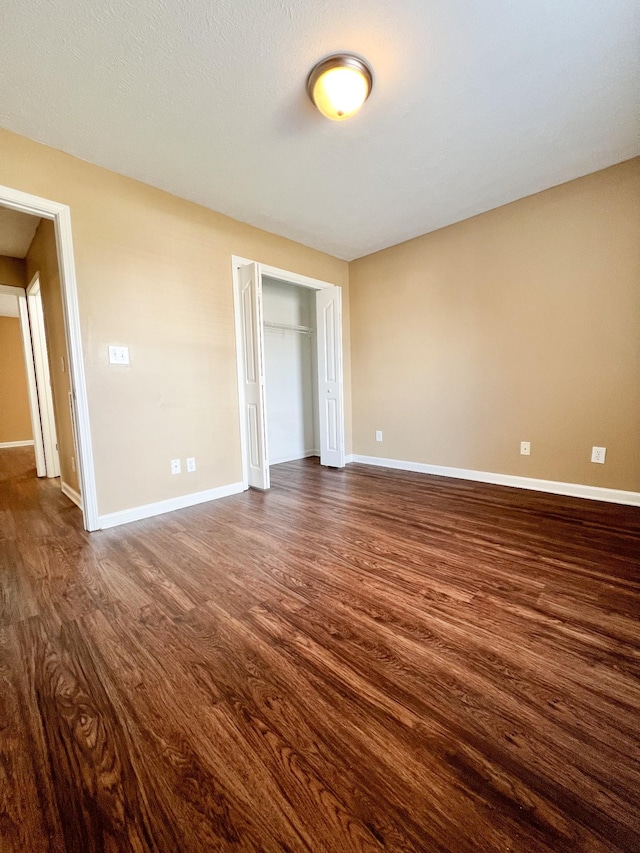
[1,447,639,852]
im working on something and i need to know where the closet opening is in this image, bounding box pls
[232,257,346,491]
[262,276,319,467]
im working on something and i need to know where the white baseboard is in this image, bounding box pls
[270,450,319,465]
[344,453,355,464]
[350,455,640,507]
[98,481,245,530]
[0,439,35,448]
[61,481,83,509]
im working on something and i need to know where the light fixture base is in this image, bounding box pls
[307,53,374,121]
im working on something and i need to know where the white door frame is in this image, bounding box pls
[232,255,345,490]
[20,291,47,476]
[26,273,60,478]
[0,185,98,530]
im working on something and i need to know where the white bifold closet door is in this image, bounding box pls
[316,285,345,468]
[238,262,270,490]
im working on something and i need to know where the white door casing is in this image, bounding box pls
[0,184,97,530]
[316,285,345,468]
[238,262,270,490]
[15,290,47,476]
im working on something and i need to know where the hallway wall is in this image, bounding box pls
[0,314,32,444]
[26,220,79,493]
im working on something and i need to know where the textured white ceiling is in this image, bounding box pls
[1,0,638,260]
[0,208,39,258]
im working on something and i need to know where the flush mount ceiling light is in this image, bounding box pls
[307,53,373,121]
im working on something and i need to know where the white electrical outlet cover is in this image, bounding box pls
[520,441,530,456]
[591,446,606,464]
[187,457,196,472]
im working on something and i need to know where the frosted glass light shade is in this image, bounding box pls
[307,54,373,121]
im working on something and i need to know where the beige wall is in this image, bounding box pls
[0,256,31,445]
[0,315,32,444]
[26,220,79,493]
[1,124,635,510]
[0,128,350,515]
[0,255,26,288]
[350,158,640,492]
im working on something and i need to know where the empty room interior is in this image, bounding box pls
[0,1,638,851]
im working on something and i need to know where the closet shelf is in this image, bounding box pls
[264,321,314,335]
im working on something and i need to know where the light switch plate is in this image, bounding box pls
[108,345,129,365]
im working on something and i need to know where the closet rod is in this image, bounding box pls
[264,321,313,335]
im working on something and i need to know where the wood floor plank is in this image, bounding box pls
[16,614,183,852]
[0,625,67,852]
[0,446,639,852]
